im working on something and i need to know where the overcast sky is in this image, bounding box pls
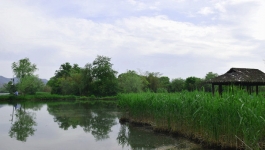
[0,0,265,80]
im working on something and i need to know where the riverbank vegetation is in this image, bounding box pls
[45,55,222,97]
[2,56,219,97]
[118,91,265,149]
[0,92,117,102]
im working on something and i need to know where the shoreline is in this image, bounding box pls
[119,117,237,150]
[0,94,117,102]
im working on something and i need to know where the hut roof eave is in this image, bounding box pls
[208,68,265,85]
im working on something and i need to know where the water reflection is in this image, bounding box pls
[117,123,203,150]
[47,102,117,141]
[117,124,178,149]
[9,104,37,142]
[117,124,129,148]
[0,102,203,149]
[82,110,117,141]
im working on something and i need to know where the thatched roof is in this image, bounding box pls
[209,68,265,85]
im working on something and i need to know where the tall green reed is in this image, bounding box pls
[118,90,265,149]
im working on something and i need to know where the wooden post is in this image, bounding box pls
[218,84,222,97]
[256,85,258,95]
[246,86,250,94]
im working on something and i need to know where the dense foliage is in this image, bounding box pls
[47,55,118,96]
[4,56,220,96]
[46,55,219,96]
[118,70,146,93]
[18,75,44,95]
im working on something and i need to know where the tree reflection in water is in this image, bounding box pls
[83,110,117,140]
[116,124,129,148]
[9,104,37,142]
[47,102,117,141]
[117,123,187,150]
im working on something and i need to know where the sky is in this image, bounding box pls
[0,0,265,80]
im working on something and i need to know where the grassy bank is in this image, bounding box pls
[118,91,265,149]
[0,92,117,102]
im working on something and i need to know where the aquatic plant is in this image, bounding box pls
[118,91,265,149]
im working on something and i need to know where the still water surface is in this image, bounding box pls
[0,102,203,150]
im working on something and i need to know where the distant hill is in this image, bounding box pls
[0,76,12,88]
[40,78,48,84]
[0,76,48,88]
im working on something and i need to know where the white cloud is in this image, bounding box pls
[198,7,214,15]
[0,0,264,79]
[212,0,265,41]
[214,2,226,13]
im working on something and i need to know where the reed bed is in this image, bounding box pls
[118,91,265,149]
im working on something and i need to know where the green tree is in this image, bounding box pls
[59,77,74,95]
[49,63,82,95]
[169,78,185,92]
[204,72,218,92]
[91,55,118,96]
[11,58,41,94]
[158,76,170,92]
[185,76,203,91]
[144,72,161,92]
[55,62,72,78]
[70,72,82,95]
[80,63,94,95]
[205,72,218,81]
[12,58,37,80]
[118,70,143,93]
[71,64,81,74]
[18,75,44,95]
[58,73,82,95]
[3,81,17,94]
[48,56,118,96]
[47,77,62,94]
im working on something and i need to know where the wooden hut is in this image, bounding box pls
[208,68,265,96]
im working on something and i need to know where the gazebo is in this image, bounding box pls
[208,68,265,96]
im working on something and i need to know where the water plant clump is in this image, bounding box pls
[118,91,265,149]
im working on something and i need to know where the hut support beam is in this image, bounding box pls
[247,86,249,94]
[256,85,258,95]
[218,85,222,97]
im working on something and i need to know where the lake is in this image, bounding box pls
[0,101,205,150]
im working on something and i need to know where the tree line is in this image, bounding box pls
[47,55,218,96]
[4,56,219,96]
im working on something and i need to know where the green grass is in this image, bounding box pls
[118,91,265,149]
